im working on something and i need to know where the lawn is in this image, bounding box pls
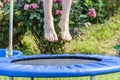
[64,13,120,55]
[0,72,120,80]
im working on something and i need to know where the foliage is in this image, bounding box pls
[0,11,9,48]
[16,0,66,53]
[65,14,120,55]
[71,0,107,24]
[0,0,120,54]
[105,0,120,17]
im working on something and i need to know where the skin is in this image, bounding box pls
[43,0,72,42]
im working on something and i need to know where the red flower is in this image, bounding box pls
[3,0,9,3]
[88,8,96,18]
[53,0,62,4]
[24,4,30,11]
[73,27,79,33]
[56,10,62,15]
[16,0,20,3]
[30,3,39,9]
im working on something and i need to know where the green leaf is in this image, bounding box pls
[27,0,31,3]
[30,15,34,19]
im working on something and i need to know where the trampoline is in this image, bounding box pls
[1,0,120,80]
[0,54,120,80]
[0,49,22,57]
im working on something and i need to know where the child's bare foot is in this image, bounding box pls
[44,18,58,42]
[59,19,72,41]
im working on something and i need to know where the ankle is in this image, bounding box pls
[60,17,69,23]
[44,15,53,20]
[44,17,53,24]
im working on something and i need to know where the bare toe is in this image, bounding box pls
[62,32,72,41]
[44,28,58,42]
[59,21,72,41]
[44,21,58,42]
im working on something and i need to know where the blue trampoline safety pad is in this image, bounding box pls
[0,49,23,57]
[0,54,120,78]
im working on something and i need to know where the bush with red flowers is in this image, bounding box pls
[0,0,120,53]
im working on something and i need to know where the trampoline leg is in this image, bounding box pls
[30,77,34,80]
[90,76,96,80]
[9,77,13,80]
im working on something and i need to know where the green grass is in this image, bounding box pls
[64,14,120,55]
[0,72,120,80]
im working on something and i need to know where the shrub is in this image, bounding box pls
[0,0,120,53]
[105,0,120,17]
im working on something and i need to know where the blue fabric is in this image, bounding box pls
[0,54,120,78]
[0,49,23,57]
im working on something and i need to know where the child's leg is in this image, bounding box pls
[59,0,72,41]
[43,0,58,42]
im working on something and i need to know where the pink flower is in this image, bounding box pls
[73,27,79,33]
[0,2,3,7]
[53,0,57,2]
[57,0,62,3]
[24,4,30,11]
[88,8,96,18]
[30,3,39,9]
[3,0,9,3]
[16,0,20,3]
[56,10,62,15]
[53,0,62,4]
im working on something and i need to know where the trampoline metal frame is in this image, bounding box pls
[90,76,95,80]
[9,77,34,80]
[9,0,13,57]
[8,76,95,80]
[9,77,13,80]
